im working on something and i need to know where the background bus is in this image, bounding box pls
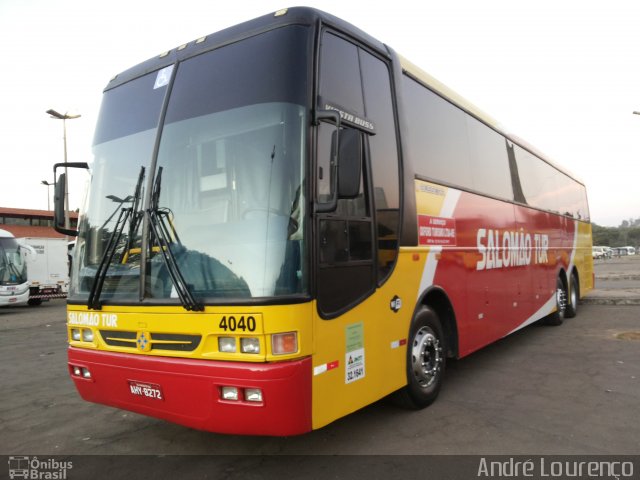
[0,229,31,307]
[57,7,593,436]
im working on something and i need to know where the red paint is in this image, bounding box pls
[68,347,312,436]
[430,194,578,357]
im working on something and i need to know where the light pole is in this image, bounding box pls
[41,180,54,211]
[46,109,81,231]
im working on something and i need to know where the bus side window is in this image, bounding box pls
[359,50,401,283]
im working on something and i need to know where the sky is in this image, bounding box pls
[0,0,639,227]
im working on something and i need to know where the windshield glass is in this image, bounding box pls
[0,238,27,285]
[151,102,307,299]
[70,25,310,304]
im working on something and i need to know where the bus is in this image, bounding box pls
[0,229,30,307]
[55,7,593,436]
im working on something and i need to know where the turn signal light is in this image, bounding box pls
[272,332,297,355]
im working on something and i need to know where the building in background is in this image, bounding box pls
[0,207,78,239]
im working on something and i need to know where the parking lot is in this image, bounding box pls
[1,259,639,457]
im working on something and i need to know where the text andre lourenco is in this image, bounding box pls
[477,457,634,478]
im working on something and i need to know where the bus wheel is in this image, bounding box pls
[545,277,567,326]
[393,306,446,409]
[565,272,579,319]
[28,298,42,306]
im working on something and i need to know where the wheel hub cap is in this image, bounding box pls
[411,327,443,388]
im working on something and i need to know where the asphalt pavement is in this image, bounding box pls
[0,258,638,476]
[584,255,640,305]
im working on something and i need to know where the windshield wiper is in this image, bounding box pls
[147,167,203,311]
[87,166,145,310]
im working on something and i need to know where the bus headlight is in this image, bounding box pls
[71,329,81,341]
[240,338,260,354]
[82,329,94,342]
[218,337,236,353]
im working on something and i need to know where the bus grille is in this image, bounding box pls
[99,330,202,352]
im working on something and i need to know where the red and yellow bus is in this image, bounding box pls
[55,7,593,436]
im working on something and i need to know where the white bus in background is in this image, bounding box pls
[0,229,31,307]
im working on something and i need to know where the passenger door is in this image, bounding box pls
[312,30,405,429]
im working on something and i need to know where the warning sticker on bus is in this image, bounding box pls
[345,322,365,384]
[418,215,457,246]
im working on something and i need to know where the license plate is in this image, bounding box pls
[128,380,164,400]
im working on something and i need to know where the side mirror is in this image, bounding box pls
[53,172,67,233]
[337,128,362,199]
[53,162,89,237]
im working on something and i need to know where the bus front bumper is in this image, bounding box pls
[68,347,312,436]
[0,288,29,306]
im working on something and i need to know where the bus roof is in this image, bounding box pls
[104,7,387,92]
[0,228,15,238]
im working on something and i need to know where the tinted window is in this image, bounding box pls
[94,71,166,145]
[166,26,309,124]
[360,50,400,281]
[466,116,513,199]
[515,146,560,213]
[514,145,590,220]
[319,32,364,114]
[402,76,473,191]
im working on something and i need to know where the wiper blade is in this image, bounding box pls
[148,167,203,312]
[87,166,146,310]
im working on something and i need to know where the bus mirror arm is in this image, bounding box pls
[52,162,89,237]
[314,110,341,214]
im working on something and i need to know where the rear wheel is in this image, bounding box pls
[392,306,446,409]
[565,271,579,318]
[545,276,567,326]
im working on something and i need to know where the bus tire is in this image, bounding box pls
[28,298,42,306]
[393,306,446,409]
[564,271,579,318]
[545,276,567,326]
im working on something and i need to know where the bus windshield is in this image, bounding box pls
[0,238,27,285]
[71,25,310,305]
